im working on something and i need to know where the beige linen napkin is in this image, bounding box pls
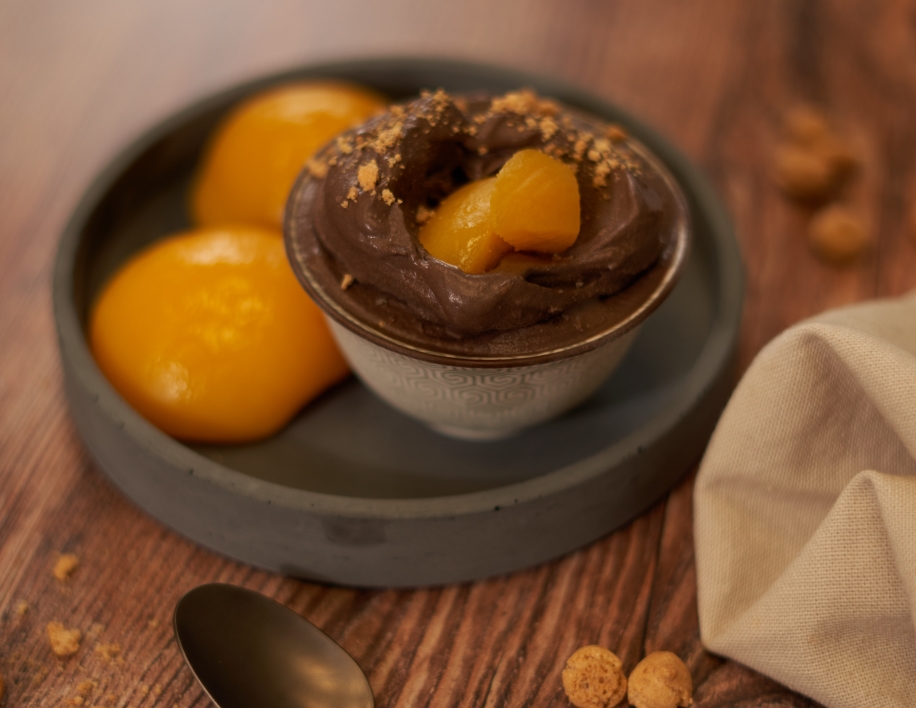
[695,290,916,708]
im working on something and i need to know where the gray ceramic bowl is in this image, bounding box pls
[53,58,743,587]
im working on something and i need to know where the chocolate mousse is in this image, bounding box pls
[285,89,688,361]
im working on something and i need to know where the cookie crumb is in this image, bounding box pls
[593,162,612,188]
[774,146,836,200]
[16,601,29,616]
[491,89,558,117]
[76,679,97,696]
[69,679,97,706]
[336,135,354,155]
[358,160,379,192]
[606,124,628,142]
[562,645,627,708]
[416,205,434,225]
[381,189,396,206]
[539,117,559,140]
[340,200,349,209]
[47,622,81,657]
[53,553,79,581]
[340,273,354,290]
[627,651,692,708]
[347,186,358,202]
[373,124,403,154]
[94,643,121,662]
[306,159,328,179]
[147,618,160,629]
[808,205,869,264]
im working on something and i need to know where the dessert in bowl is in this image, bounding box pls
[286,89,690,440]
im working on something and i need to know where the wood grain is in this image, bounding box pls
[3,0,915,706]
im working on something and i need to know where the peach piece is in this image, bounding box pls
[491,149,580,253]
[418,177,512,274]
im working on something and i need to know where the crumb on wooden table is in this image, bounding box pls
[75,679,97,696]
[774,104,858,201]
[808,204,869,264]
[16,600,29,616]
[627,651,693,708]
[561,645,627,708]
[93,643,121,663]
[47,622,81,657]
[53,553,79,581]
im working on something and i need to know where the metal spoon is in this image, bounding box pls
[174,583,374,708]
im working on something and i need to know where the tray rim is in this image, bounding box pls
[53,56,744,522]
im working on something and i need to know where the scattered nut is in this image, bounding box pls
[808,205,869,264]
[53,553,79,581]
[774,146,837,200]
[775,105,858,201]
[627,651,692,708]
[47,622,81,657]
[562,645,627,708]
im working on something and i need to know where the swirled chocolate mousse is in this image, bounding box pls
[286,89,688,360]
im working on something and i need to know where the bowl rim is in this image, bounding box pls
[52,55,744,519]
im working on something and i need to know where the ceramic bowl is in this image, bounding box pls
[285,110,690,440]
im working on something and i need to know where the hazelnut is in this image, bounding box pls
[775,106,858,201]
[562,645,627,708]
[784,105,830,145]
[627,651,693,708]
[774,145,837,200]
[808,205,869,264]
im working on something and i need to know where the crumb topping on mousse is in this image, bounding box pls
[288,88,684,356]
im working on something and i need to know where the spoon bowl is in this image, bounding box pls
[174,583,374,708]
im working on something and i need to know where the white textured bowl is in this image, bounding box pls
[327,319,639,440]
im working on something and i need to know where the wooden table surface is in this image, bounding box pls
[3,1,915,706]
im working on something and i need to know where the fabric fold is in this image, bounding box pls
[695,291,916,708]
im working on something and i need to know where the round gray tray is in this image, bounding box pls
[53,58,743,588]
